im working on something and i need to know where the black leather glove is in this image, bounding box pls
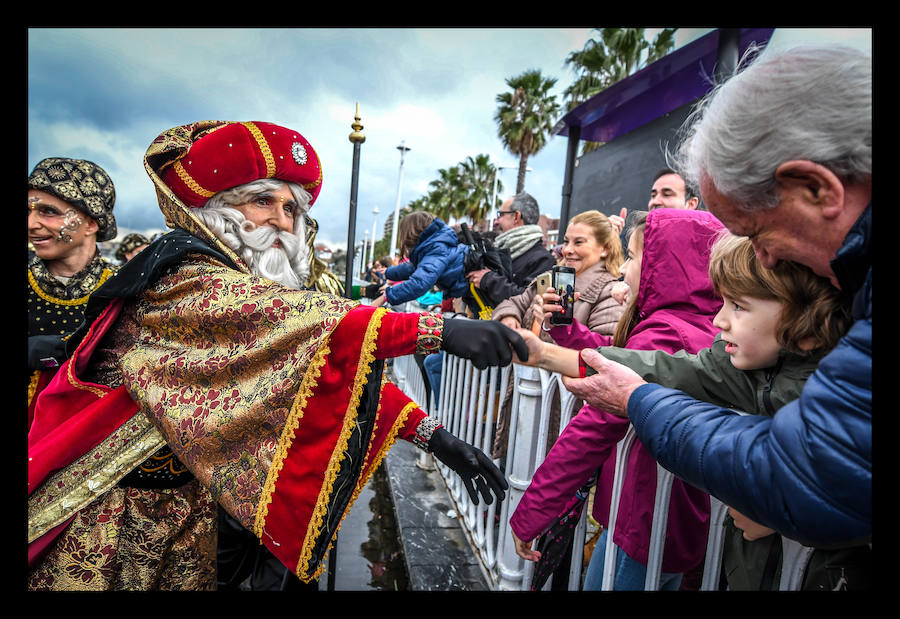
[364,283,382,299]
[441,318,528,369]
[428,427,508,505]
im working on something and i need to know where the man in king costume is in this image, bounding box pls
[27,120,526,590]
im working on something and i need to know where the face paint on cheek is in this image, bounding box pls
[56,209,84,243]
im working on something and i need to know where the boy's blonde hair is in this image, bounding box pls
[397,211,436,258]
[568,210,625,277]
[708,233,852,354]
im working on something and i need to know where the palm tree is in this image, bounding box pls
[401,154,503,230]
[564,28,677,152]
[427,165,468,222]
[458,154,500,224]
[564,28,676,109]
[495,69,560,194]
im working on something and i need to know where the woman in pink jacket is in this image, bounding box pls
[510,208,724,590]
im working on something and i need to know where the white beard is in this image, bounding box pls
[196,206,310,290]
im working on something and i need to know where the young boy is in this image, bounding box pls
[514,233,869,590]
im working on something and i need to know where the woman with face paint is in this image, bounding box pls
[27,157,118,416]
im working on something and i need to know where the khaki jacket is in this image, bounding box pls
[491,260,623,339]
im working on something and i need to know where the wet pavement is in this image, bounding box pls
[382,439,491,591]
[325,438,489,591]
[330,461,409,591]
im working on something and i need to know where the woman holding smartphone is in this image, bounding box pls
[491,210,626,340]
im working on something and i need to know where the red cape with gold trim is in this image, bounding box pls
[28,252,426,583]
[29,120,430,585]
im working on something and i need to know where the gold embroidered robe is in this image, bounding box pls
[27,250,432,590]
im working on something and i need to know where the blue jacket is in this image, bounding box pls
[627,204,871,548]
[384,218,469,305]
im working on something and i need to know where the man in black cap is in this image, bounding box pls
[114,232,150,264]
[27,157,117,410]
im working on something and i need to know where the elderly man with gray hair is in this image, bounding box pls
[561,44,871,553]
[466,192,556,304]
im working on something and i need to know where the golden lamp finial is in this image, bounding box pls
[349,102,366,144]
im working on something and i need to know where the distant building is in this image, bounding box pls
[537,215,559,248]
[314,244,333,261]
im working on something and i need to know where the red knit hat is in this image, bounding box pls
[158,121,323,207]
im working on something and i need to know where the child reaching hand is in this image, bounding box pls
[513,232,864,589]
[372,212,469,308]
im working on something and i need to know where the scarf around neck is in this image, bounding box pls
[494,224,544,260]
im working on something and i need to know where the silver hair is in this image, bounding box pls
[196,179,312,288]
[671,44,871,212]
[204,178,312,234]
[511,192,541,224]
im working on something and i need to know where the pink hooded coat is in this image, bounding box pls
[510,208,724,574]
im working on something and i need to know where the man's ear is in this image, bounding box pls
[83,216,100,237]
[774,160,845,220]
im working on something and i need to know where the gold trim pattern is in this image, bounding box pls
[317,396,416,582]
[241,122,277,178]
[28,268,113,306]
[28,370,41,408]
[360,399,416,494]
[253,339,332,539]
[66,359,109,399]
[27,413,166,542]
[172,160,215,199]
[415,312,444,355]
[64,315,113,399]
[302,167,323,191]
[137,449,189,475]
[296,306,386,580]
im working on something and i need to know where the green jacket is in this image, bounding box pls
[597,335,870,590]
[597,333,822,418]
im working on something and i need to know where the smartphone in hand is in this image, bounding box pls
[535,271,553,295]
[549,265,575,326]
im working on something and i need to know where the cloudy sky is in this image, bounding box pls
[27,27,871,252]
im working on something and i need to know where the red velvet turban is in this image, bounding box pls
[158,121,323,207]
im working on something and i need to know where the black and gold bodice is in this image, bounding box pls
[27,250,116,339]
[27,250,117,408]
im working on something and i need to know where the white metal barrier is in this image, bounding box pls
[387,309,815,591]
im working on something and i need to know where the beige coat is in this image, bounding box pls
[491,260,624,339]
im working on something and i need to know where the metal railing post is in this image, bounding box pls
[601,427,638,590]
[389,341,821,592]
[779,538,815,590]
[644,466,675,589]
[700,496,730,590]
[496,364,544,590]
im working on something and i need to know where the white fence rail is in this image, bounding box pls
[388,309,815,591]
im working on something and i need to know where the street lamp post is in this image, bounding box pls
[389,141,411,259]
[345,103,366,298]
[371,205,380,263]
[361,229,370,277]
